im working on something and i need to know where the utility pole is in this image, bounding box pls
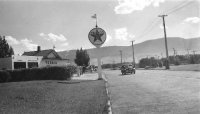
[159,15,170,69]
[186,48,190,55]
[173,48,176,56]
[173,48,177,64]
[131,40,135,67]
[186,48,190,58]
[160,53,163,67]
[119,50,122,65]
[192,50,196,55]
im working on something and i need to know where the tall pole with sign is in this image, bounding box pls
[88,14,106,79]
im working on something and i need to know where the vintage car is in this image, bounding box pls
[120,64,135,75]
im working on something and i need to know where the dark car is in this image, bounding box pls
[120,64,135,75]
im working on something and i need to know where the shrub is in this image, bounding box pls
[0,70,11,83]
[7,65,77,82]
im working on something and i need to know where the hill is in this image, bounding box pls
[58,37,200,64]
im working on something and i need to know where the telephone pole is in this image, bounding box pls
[159,14,170,69]
[131,40,135,67]
[161,53,163,58]
[119,50,122,65]
[192,50,196,55]
[186,49,190,55]
[173,48,176,56]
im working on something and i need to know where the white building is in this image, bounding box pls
[22,46,70,67]
[0,46,70,70]
[0,55,43,70]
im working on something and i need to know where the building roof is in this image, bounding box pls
[22,49,62,59]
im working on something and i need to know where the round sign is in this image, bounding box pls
[88,27,106,47]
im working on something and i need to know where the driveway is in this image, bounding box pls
[105,70,200,114]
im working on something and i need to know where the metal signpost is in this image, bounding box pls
[88,14,106,79]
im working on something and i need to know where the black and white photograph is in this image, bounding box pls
[0,0,199,114]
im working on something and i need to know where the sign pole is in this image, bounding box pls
[89,14,106,80]
[97,46,102,79]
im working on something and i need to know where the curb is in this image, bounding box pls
[102,73,113,114]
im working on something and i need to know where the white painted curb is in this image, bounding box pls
[102,73,112,114]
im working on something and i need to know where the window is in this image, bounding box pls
[28,62,38,68]
[14,62,26,69]
[45,60,57,64]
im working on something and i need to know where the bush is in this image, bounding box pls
[7,65,77,82]
[0,70,11,83]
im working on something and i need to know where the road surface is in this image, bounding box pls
[105,70,200,114]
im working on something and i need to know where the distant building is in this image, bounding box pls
[0,55,43,70]
[22,46,70,68]
[0,46,70,70]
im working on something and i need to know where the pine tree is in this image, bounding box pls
[0,35,14,58]
[74,48,90,66]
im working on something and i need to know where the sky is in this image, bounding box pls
[0,0,199,54]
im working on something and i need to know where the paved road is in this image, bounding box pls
[105,70,200,114]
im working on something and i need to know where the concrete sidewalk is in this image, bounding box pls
[72,73,99,80]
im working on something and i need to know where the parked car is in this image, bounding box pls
[120,64,135,75]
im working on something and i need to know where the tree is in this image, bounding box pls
[74,48,90,67]
[0,36,14,58]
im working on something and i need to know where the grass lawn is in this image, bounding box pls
[137,64,200,71]
[170,64,200,71]
[0,80,108,114]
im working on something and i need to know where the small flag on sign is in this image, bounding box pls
[91,14,97,19]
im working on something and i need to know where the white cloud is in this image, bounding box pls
[40,33,67,42]
[183,17,200,23]
[106,35,112,42]
[55,49,65,52]
[115,0,165,14]
[115,28,135,40]
[103,34,113,46]
[61,42,69,47]
[20,38,38,51]
[5,36,20,45]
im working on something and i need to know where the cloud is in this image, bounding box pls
[5,36,20,45]
[183,17,200,23]
[115,28,135,40]
[4,36,39,51]
[61,42,69,47]
[103,34,113,46]
[40,33,67,42]
[106,35,112,42]
[20,38,38,51]
[55,49,65,52]
[115,0,165,14]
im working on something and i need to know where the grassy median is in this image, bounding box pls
[0,80,108,114]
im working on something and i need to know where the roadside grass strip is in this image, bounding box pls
[0,80,108,114]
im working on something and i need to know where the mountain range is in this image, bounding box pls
[58,37,200,65]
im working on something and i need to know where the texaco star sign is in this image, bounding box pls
[88,27,106,47]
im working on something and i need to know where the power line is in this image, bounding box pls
[138,18,161,39]
[165,0,194,15]
[136,0,194,40]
